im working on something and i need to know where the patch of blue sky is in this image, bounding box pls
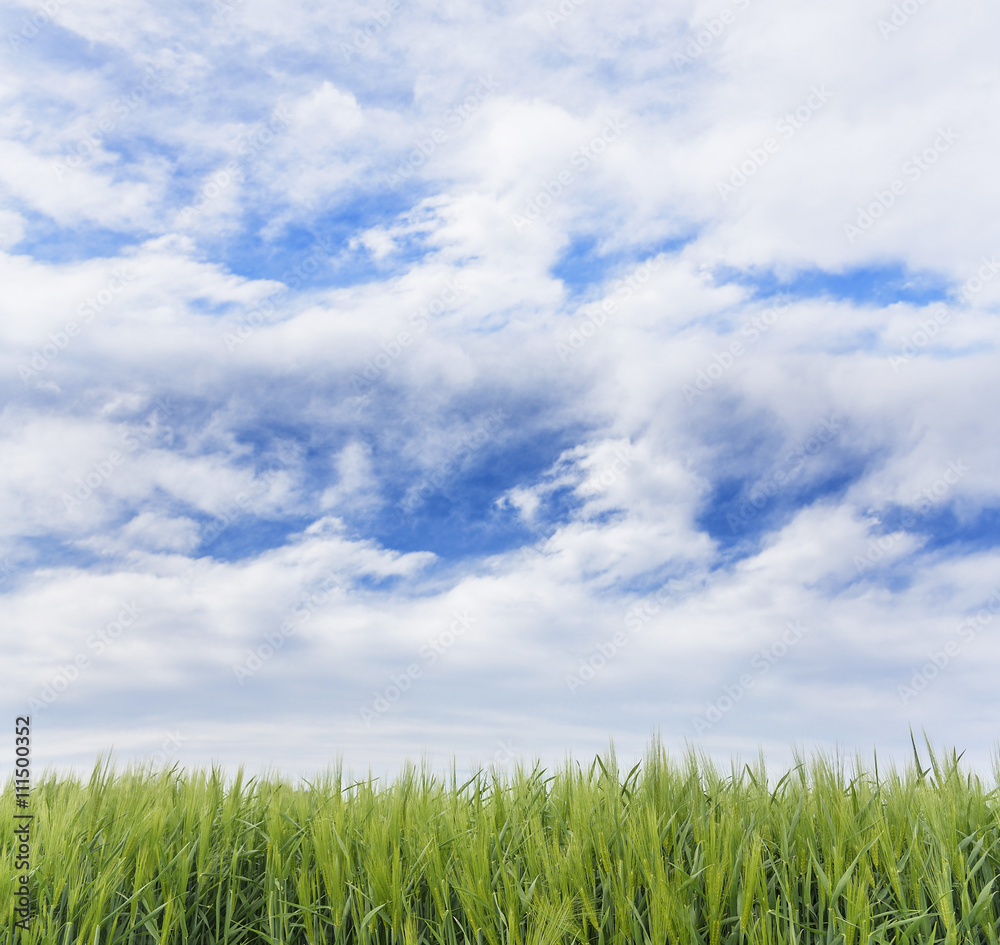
[351,572,404,593]
[875,504,1000,555]
[585,50,679,91]
[3,12,103,66]
[714,262,952,307]
[14,535,105,576]
[11,212,140,264]
[584,507,628,528]
[165,114,293,206]
[329,69,417,113]
[370,436,586,560]
[843,555,917,595]
[195,514,312,562]
[0,555,30,595]
[697,461,867,557]
[161,157,228,204]
[208,193,424,290]
[185,295,245,318]
[175,419,327,513]
[214,422,316,483]
[551,233,693,301]
[375,496,535,561]
[74,132,177,176]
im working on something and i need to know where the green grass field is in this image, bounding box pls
[3,737,1000,944]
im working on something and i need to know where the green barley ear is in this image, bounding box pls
[739,832,762,935]
[909,725,930,782]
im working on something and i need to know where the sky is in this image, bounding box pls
[2,0,1000,784]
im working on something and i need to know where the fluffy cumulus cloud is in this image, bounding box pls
[2,0,1000,780]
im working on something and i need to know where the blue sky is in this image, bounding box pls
[3,0,1000,781]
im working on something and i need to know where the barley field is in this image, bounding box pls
[3,737,1000,945]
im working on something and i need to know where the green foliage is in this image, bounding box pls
[3,737,1000,944]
